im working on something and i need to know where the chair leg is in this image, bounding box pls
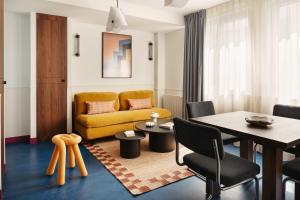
[68,145,75,168]
[57,144,66,185]
[46,146,59,175]
[206,179,220,199]
[253,143,258,163]
[72,144,88,177]
[253,144,264,180]
[282,177,290,200]
[254,177,259,200]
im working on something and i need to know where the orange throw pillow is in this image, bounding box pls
[86,101,115,114]
[128,98,152,110]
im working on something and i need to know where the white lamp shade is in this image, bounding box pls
[164,0,189,8]
[106,6,128,32]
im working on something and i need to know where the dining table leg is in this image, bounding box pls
[295,145,300,200]
[206,179,220,198]
[240,139,253,161]
[262,145,283,200]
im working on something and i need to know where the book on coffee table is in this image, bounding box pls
[159,122,174,130]
[124,130,136,137]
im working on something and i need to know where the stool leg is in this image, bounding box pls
[71,144,88,177]
[46,146,59,175]
[68,145,75,168]
[57,144,66,185]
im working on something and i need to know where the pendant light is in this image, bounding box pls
[106,0,128,32]
[164,0,189,8]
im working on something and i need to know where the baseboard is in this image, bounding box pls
[30,138,38,144]
[5,135,30,144]
[5,135,38,144]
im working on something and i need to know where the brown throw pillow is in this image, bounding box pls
[86,101,115,114]
[128,98,152,110]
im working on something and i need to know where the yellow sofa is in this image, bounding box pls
[74,90,171,140]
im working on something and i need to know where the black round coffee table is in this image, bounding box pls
[135,120,175,153]
[115,132,145,159]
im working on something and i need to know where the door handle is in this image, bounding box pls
[61,80,65,83]
[3,81,6,85]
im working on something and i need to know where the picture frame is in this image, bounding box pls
[102,32,132,78]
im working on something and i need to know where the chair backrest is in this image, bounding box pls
[173,117,224,160]
[273,104,300,120]
[186,101,216,118]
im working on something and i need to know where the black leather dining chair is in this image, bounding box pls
[173,118,260,200]
[273,104,300,154]
[282,157,300,200]
[186,101,240,145]
[273,104,300,199]
[251,104,300,164]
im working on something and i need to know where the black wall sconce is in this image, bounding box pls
[148,42,153,61]
[75,34,80,57]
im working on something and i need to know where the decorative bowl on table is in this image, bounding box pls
[245,116,274,127]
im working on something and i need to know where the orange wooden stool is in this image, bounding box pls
[46,134,88,185]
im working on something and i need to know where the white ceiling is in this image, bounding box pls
[5,0,229,32]
[122,0,229,14]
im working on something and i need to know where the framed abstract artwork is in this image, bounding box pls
[102,32,132,78]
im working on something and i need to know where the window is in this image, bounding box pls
[204,0,300,113]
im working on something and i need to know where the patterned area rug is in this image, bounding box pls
[85,135,194,195]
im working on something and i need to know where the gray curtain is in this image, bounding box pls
[182,10,206,119]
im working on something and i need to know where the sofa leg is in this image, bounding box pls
[80,138,94,146]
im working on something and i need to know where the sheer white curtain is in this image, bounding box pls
[204,0,257,113]
[204,0,300,114]
[260,0,300,114]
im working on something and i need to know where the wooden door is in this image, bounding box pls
[36,13,67,142]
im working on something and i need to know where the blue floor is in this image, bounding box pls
[3,143,293,200]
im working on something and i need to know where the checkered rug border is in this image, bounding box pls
[85,143,194,195]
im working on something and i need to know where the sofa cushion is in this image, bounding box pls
[76,107,171,128]
[86,101,116,114]
[74,92,120,115]
[128,98,152,110]
[119,90,156,110]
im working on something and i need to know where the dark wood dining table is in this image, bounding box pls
[190,111,300,200]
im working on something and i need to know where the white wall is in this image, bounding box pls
[69,20,155,93]
[165,29,184,97]
[154,33,166,107]
[4,11,31,138]
[29,12,36,140]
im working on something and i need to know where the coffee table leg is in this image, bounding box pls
[240,139,253,161]
[149,133,175,153]
[120,140,140,159]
